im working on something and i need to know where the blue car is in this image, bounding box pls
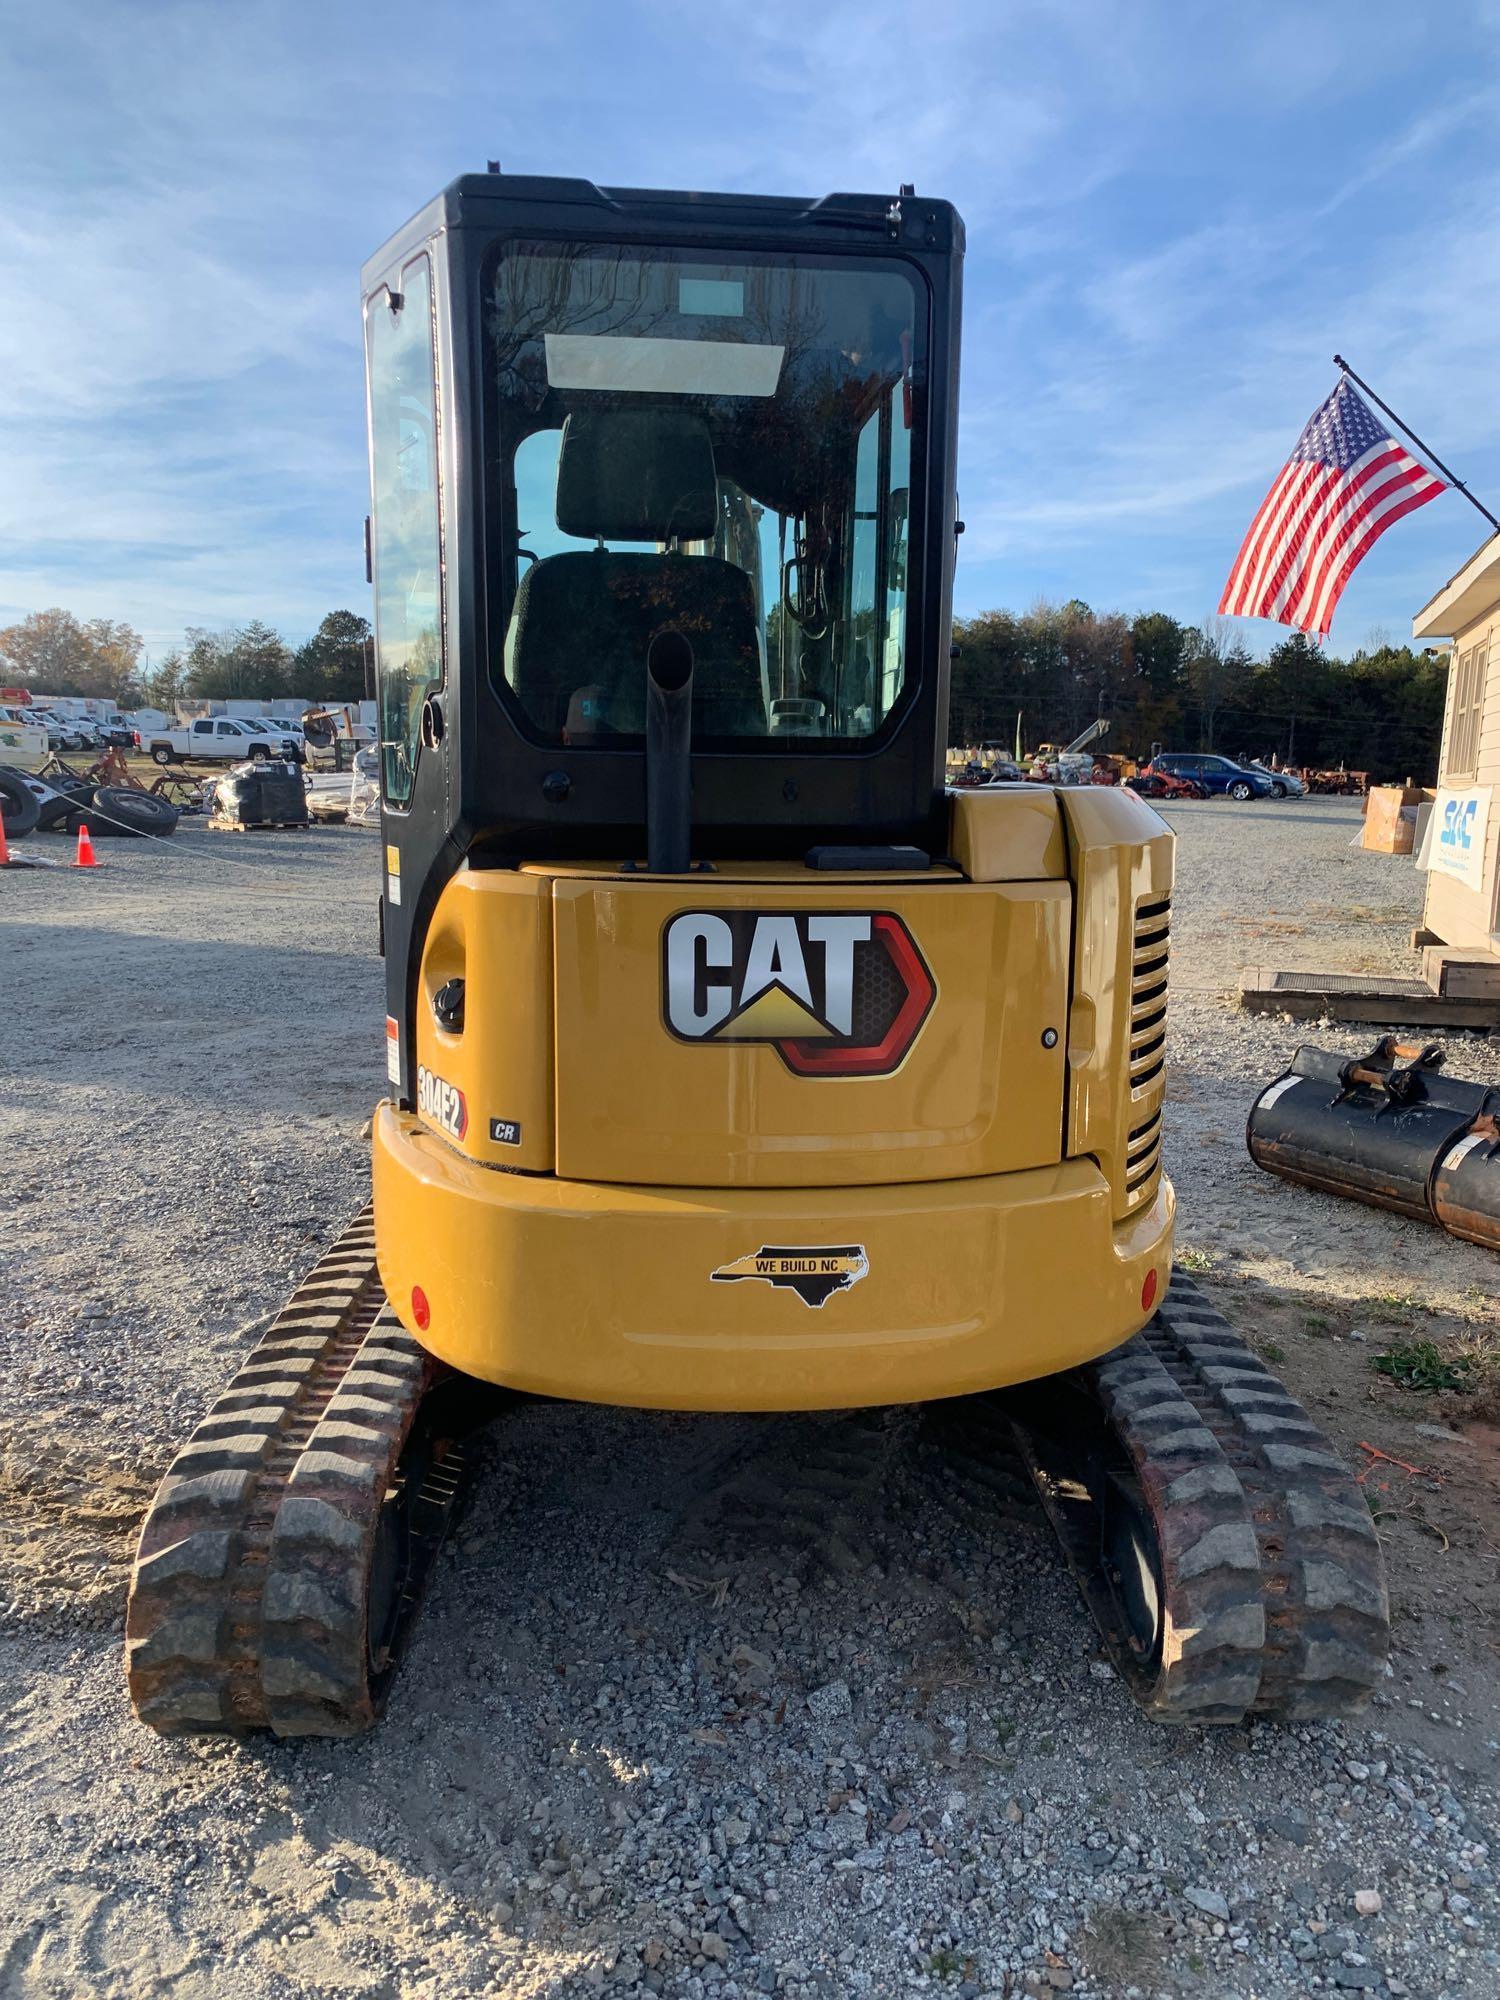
[1151,753,1275,800]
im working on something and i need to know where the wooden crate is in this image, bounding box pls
[1421,945,1500,1000]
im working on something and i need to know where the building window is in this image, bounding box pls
[1446,641,1487,779]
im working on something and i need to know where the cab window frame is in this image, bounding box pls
[477,233,932,759]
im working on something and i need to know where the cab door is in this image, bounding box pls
[366,247,452,1106]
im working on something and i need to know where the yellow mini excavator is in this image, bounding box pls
[126,172,1388,1736]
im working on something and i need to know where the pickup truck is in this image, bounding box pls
[138,716,305,766]
[31,707,96,751]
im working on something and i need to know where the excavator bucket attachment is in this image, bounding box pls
[1247,1038,1500,1244]
[1432,1110,1500,1250]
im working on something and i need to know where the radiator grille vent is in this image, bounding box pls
[1124,1107,1163,1209]
[1129,895,1170,1092]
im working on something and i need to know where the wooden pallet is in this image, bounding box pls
[206,817,312,833]
[1240,966,1499,1030]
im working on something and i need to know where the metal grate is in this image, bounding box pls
[1263,970,1430,997]
[1129,895,1170,1091]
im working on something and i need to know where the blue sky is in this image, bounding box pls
[4,0,1499,660]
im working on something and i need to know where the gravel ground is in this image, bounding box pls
[1158,796,1498,1315]
[1,798,1497,2000]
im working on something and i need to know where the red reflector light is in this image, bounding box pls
[1141,1269,1158,1313]
[411,1285,431,1332]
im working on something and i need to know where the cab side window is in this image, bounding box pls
[366,255,443,807]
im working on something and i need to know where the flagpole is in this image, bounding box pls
[1333,354,1500,533]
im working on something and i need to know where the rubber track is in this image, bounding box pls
[125,1209,457,1737]
[1011,1271,1389,1724]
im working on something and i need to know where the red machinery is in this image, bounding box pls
[1128,764,1208,802]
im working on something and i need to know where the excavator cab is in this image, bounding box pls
[364,178,957,968]
[124,175,1388,1743]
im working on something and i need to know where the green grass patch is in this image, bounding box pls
[1372,1291,1428,1321]
[1373,1341,1474,1394]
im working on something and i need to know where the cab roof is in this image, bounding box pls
[361,173,963,292]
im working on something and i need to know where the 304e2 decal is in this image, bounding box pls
[416,1064,468,1140]
[662,910,935,1077]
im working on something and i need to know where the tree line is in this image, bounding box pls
[952,602,1448,781]
[1,596,1450,780]
[0,608,373,711]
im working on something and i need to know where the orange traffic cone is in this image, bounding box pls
[74,823,99,868]
[0,811,10,868]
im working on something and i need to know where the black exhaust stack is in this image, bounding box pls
[645,628,694,873]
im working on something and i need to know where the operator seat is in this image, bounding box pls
[507,408,767,738]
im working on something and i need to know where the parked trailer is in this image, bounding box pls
[0,707,50,770]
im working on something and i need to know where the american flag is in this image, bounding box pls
[1219,376,1446,637]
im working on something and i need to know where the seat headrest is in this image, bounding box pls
[555,408,718,543]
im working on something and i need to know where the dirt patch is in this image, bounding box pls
[1187,1266,1500,1750]
[0,1424,165,1629]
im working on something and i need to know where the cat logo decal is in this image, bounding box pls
[662,911,934,1077]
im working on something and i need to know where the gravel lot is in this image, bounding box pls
[1,797,1497,2000]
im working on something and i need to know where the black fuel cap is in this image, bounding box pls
[433,978,466,1034]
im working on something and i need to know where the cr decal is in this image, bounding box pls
[662,910,934,1077]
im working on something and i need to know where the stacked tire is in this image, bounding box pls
[0,768,181,841]
[66,787,180,838]
[35,786,85,831]
[0,767,41,840]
